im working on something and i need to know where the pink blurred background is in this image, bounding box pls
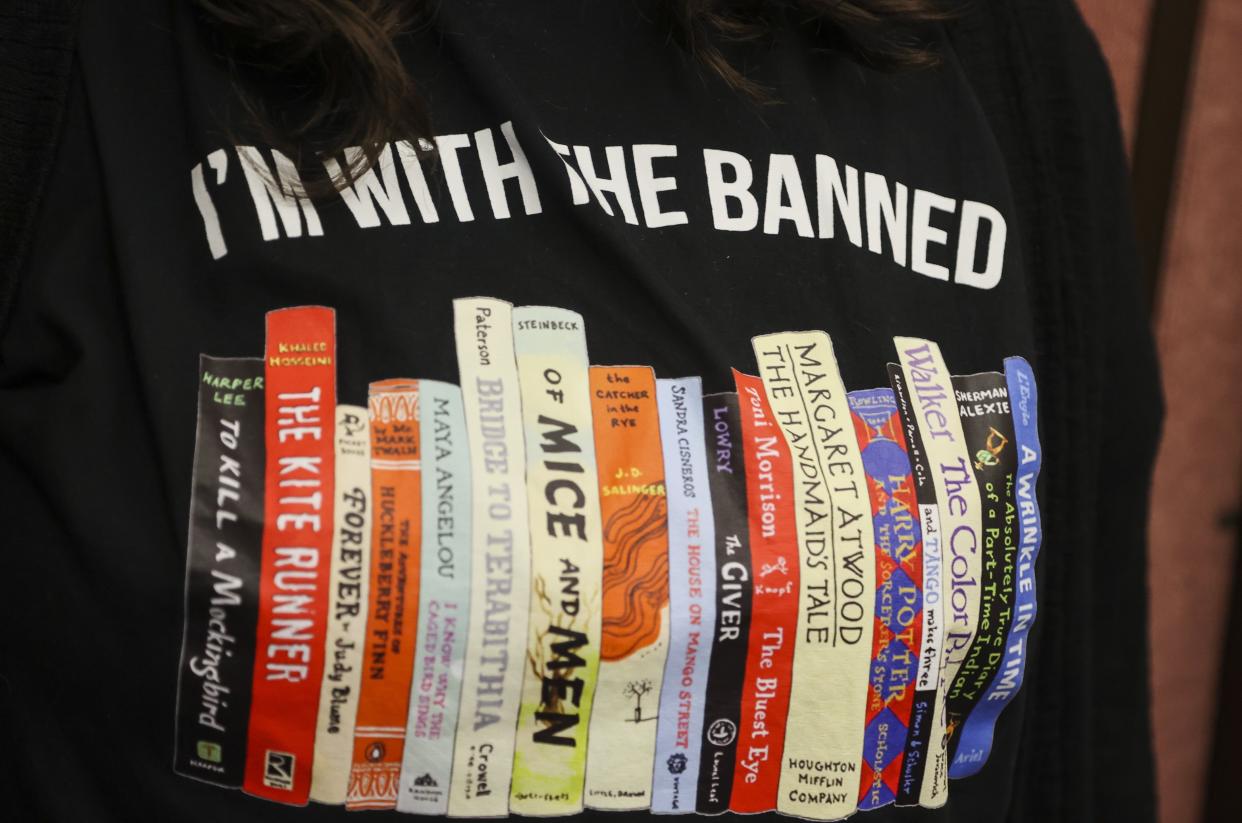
[1075,1,1242,822]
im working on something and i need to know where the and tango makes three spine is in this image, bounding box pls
[244,306,337,804]
[174,355,266,787]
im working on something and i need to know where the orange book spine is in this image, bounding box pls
[347,380,423,809]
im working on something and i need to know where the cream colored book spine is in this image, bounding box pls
[751,331,876,821]
[447,298,532,817]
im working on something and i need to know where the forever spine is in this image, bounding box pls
[309,405,373,804]
[174,355,265,787]
[243,306,337,804]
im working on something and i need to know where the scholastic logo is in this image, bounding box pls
[263,750,295,791]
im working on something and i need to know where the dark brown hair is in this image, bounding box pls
[195,0,945,186]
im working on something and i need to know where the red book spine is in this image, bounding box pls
[729,371,799,813]
[243,306,337,804]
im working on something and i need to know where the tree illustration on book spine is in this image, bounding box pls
[584,365,671,811]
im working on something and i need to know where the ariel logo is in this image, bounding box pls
[974,427,1010,470]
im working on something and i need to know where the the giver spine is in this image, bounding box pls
[243,306,337,804]
[696,392,752,816]
[174,355,265,788]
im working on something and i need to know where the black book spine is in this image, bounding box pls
[173,355,265,786]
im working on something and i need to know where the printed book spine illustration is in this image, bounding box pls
[944,373,1018,765]
[347,379,423,810]
[696,392,753,815]
[309,406,373,803]
[509,306,604,816]
[448,297,532,817]
[174,355,264,787]
[397,380,473,813]
[885,366,943,806]
[730,372,799,814]
[243,306,337,804]
[751,331,876,822]
[652,377,717,815]
[949,357,1042,778]
[584,365,671,811]
[847,388,923,811]
[893,337,982,809]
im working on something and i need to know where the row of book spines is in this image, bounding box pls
[175,304,1033,819]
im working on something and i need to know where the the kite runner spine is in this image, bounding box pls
[243,306,337,804]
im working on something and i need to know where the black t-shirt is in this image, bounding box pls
[0,1,1159,821]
